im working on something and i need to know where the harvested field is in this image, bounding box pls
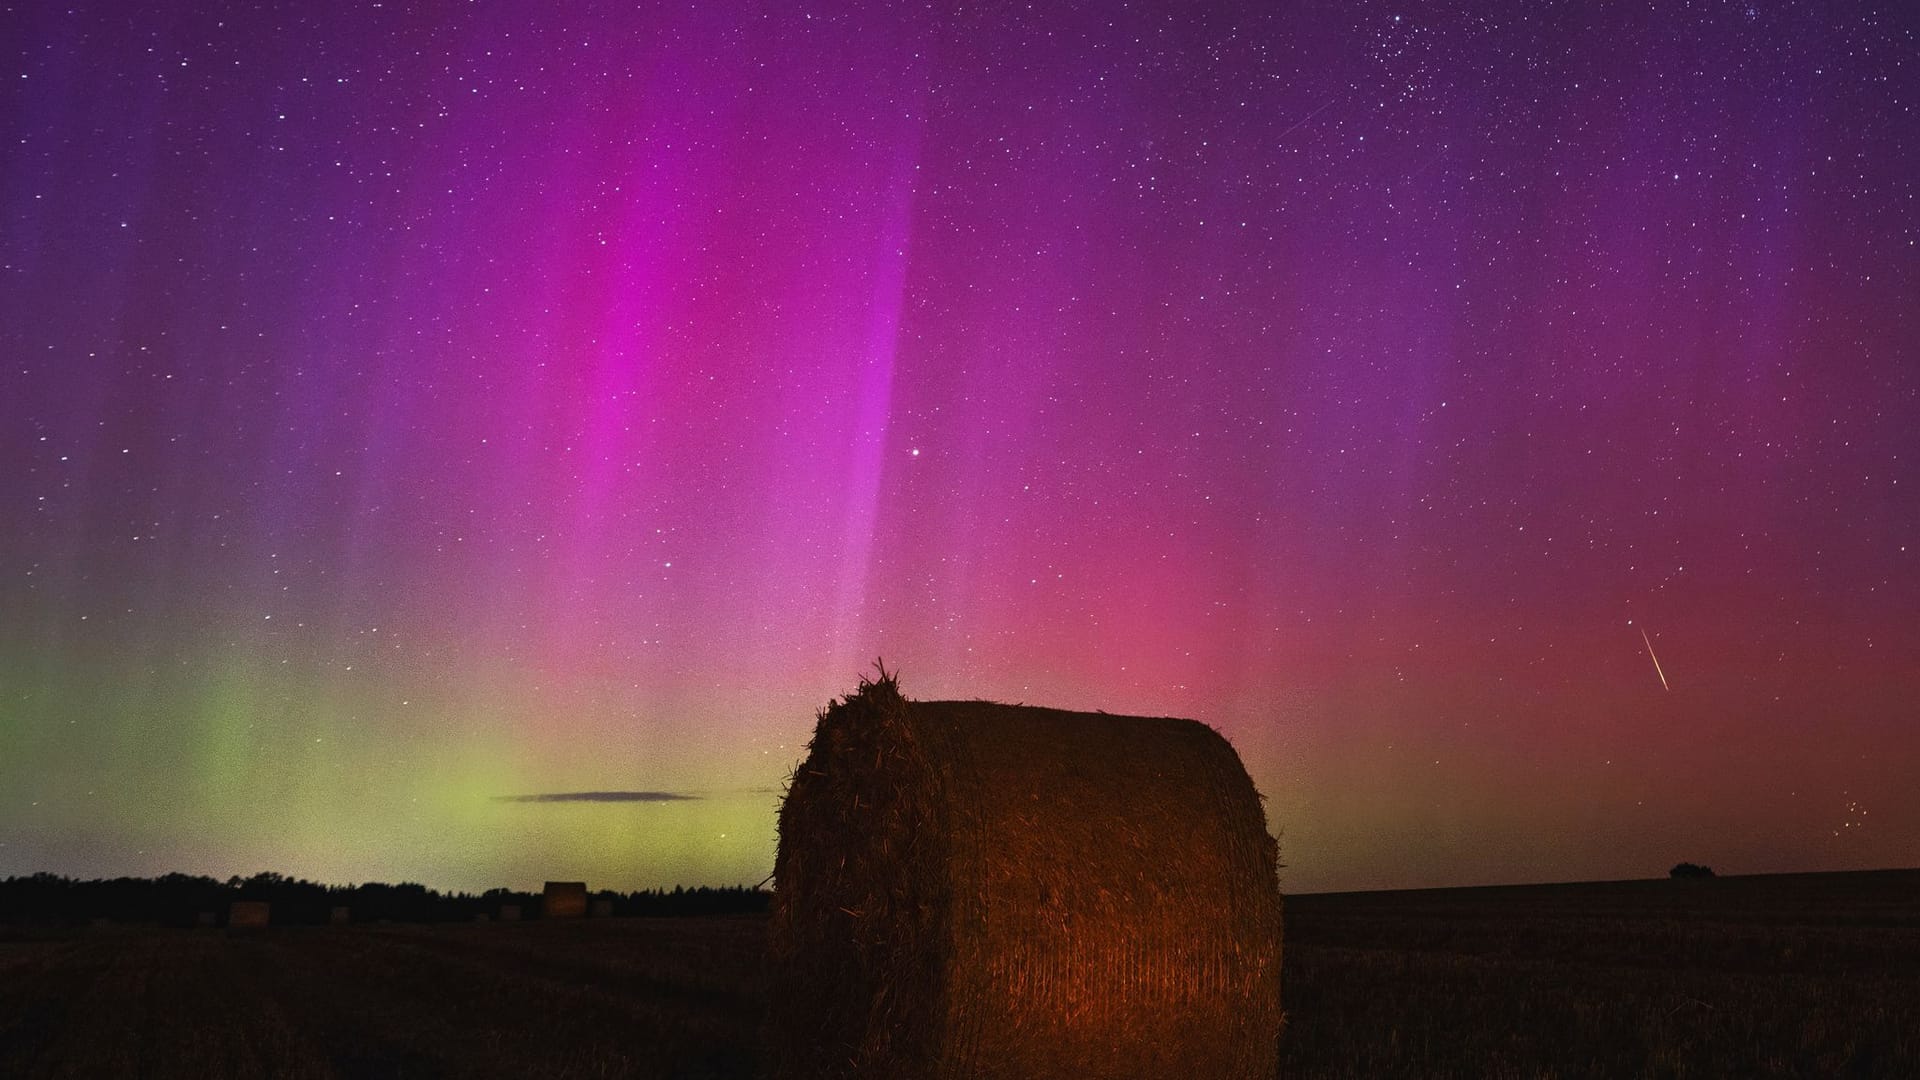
[0,918,766,1079]
[0,870,1915,1078]
[1276,869,1920,1078]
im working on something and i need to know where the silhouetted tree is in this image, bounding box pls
[1670,862,1716,879]
[0,873,770,925]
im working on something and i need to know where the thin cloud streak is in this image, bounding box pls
[493,791,699,804]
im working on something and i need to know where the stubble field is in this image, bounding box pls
[2,869,1914,1078]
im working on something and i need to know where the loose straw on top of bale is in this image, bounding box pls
[769,666,1283,1080]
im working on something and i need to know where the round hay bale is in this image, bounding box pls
[227,900,270,929]
[543,881,588,919]
[769,671,1283,1080]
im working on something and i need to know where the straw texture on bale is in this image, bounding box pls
[228,901,270,929]
[543,881,588,918]
[769,671,1283,1080]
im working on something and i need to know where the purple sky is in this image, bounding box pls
[2,0,1914,893]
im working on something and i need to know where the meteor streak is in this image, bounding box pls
[1639,626,1671,691]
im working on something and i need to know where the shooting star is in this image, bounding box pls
[1639,626,1671,692]
[1274,97,1338,142]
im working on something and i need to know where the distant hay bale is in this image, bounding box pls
[499,904,522,922]
[770,671,1283,1080]
[196,911,216,927]
[228,901,270,929]
[329,906,351,925]
[543,881,588,919]
[475,913,491,922]
[590,898,615,918]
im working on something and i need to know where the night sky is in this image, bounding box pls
[3,1,1914,895]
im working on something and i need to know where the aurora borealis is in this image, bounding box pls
[2,1,1914,894]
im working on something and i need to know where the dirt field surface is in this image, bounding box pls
[3,869,1915,1078]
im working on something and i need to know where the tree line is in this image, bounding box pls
[0,871,770,926]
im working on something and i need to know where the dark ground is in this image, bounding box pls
[2,869,1914,1078]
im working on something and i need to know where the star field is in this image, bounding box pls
[1,0,1914,893]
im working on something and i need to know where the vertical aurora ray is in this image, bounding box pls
[827,121,923,673]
